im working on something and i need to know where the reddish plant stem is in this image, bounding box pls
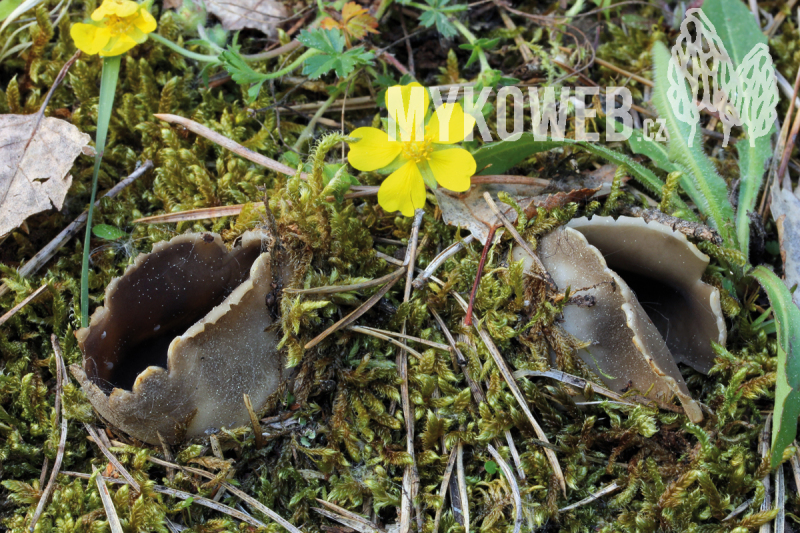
[464,225,499,326]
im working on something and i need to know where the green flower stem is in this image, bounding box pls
[293,86,343,151]
[451,19,490,72]
[149,33,220,62]
[406,1,466,13]
[80,55,121,328]
[261,48,321,79]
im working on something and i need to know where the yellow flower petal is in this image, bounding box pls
[385,82,429,141]
[426,103,476,144]
[101,33,138,56]
[347,127,402,172]
[70,23,110,55]
[427,148,476,192]
[92,0,140,20]
[133,9,157,34]
[378,161,427,217]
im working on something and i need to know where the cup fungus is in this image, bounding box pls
[513,216,726,422]
[72,230,288,444]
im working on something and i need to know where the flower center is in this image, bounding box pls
[106,14,135,36]
[402,136,434,163]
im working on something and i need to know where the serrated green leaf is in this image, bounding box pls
[92,224,127,240]
[297,29,373,79]
[219,48,267,102]
[650,41,737,246]
[749,266,800,468]
[297,28,345,55]
[703,0,775,257]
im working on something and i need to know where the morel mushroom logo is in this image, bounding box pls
[668,8,778,147]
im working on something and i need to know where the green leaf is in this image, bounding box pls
[0,0,23,22]
[614,120,681,174]
[297,28,374,79]
[220,48,266,102]
[703,0,775,257]
[418,0,460,38]
[650,41,737,246]
[81,55,121,328]
[750,266,800,468]
[471,133,669,198]
[484,460,498,474]
[92,224,127,241]
[459,37,500,68]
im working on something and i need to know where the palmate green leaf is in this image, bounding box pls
[471,133,676,201]
[650,41,737,246]
[297,28,374,79]
[749,266,800,468]
[417,0,462,38]
[703,0,775,258]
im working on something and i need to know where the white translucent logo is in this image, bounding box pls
[668,8,778,147]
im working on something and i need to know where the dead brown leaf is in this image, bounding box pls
[320,2,379,46]
[435,182,600,245]
[205,0,289,38]
[0,114,91,236]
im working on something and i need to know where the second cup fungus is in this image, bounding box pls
[514,216,727,423]
[71,230,289,444]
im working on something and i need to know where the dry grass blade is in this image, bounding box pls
[157,431,174,483]
[559,482,620,512]
[0,284,47,326]
[244,394,265,449]
[456,441,470,532]
[29,335,68,532]
[68,469,269,530]
[400,208,425,533]
[92,466,124,533]
[154,114,308,179]
[452,292,567,495]
[774,459,785,533]
[134,203,254,224]
[285,269,405,295]
[482,192,552,287]
[146,457,302,533]
[355,326,450,351]
[432,446,458,533]
[0,160,152,298]
[304,267,405,349]
[487,444,522,533]
[513,369,681,413]
[156,485,268,529]
[314,499,386,533]
[348,326,424,360]
[759,414,772,533]
[84,424,141,494]
[412,235,474,289]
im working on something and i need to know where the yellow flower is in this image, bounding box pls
[347,82,477,217]
[70,0,156,57]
